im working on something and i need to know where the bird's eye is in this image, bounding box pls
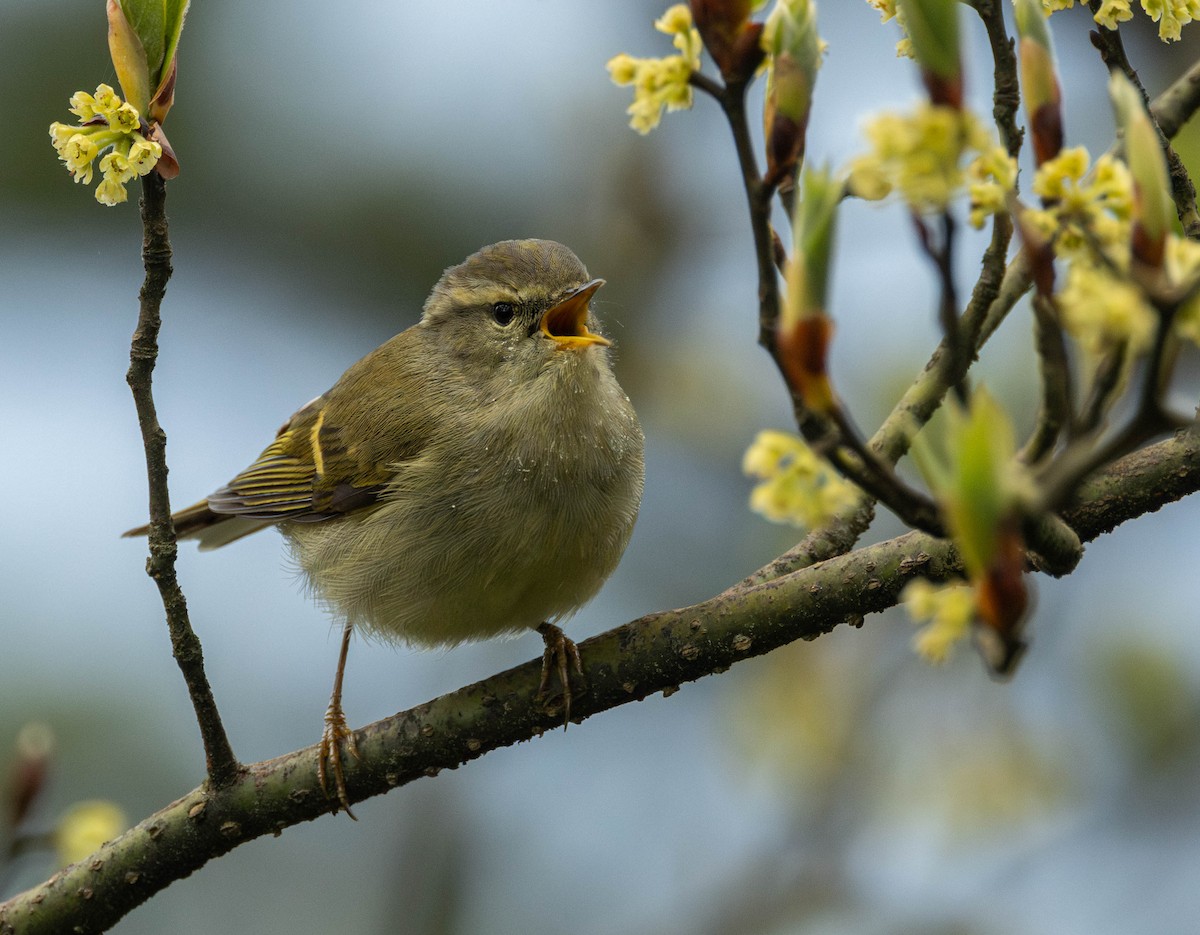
[491,302,516,326]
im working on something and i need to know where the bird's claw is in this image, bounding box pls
[318,703,359,820]
[536,622,586,728]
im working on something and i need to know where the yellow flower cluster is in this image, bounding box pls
[1026,147,1133,262]
[1022,147,1159,356]
[49,84,162,206]
[1057,262,1156,356]
[847,105,1010,216]
[901,579,978,664]
[1043,0,1199,40]
[743,429,860,528]
[607,5,703,135]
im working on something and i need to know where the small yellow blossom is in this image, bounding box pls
[744,429,860,528]
[92,83,121,117]
[902,579,977,664]
[608,4,702,134]
[55,800,127,867]
[67,90,98,120]
[1058,261,1156,355]
[127,135,163,176]
[61,133,99,184]
[95,176,130,206]
[1028,147,1132,262]
[608,53,638,85]
[49,84,161,206]
[99,151,136,184]
[1094,0,1135,26]
[655,3,694,36]
[110,101,140,134]
[850,104,997,215]
[966,144,1018,229]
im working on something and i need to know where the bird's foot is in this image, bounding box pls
[536,622,587,728]
[317,701,359,819]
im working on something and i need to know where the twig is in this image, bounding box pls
[1020,293,1074,464]
[913,212,968,405]
[127,173,239,789]
[1074,345,1128,439]
[1151,58,1200,140]
[3,427,1198,934]
[967,0,1024,159]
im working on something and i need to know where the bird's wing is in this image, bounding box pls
[206,335,434,524]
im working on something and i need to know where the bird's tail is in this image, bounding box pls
[122,499,272,551]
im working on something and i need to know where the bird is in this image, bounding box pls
[125,239,645,814]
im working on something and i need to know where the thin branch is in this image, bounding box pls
[1151,57,1200,141]
[1020,293,1074,463]
[913,212,968,404]
[967,0,1024,159]
[3,428,1198,934]
[1074,346,1128,439]
[127,173,239,789]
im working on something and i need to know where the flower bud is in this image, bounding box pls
[779,166,840,412]
[761,0,821,185]
[897,0,961,108]
[1110,72,1171,267]
[1014,0,1063,166]
[107,0,151,117]
[108,0,190,124]
[6,723,54,830]
[690,0,765,81]
[913,388,1031,674]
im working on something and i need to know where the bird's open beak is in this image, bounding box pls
[540,279,611,349]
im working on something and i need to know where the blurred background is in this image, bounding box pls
[4,1,1200,932]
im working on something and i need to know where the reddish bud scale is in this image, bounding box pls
[1012,203,1056,297]
[778,315,835,413]
[7,754,49,829]
[727,22,766,82]
[1030,102,1064,166]
[149,56,178,125]
[974,525,1029,676]
[922,69,963,110]
[691,0,761,80]
[1131,216,1166,269]
[766,111,809,188]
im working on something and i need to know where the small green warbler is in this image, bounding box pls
[127,240,645,814]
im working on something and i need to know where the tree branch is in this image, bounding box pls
[3,427,1197,934]
[127,173,239,789]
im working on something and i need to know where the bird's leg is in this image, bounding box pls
[318,620,359,819]
[536,622,586,728]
